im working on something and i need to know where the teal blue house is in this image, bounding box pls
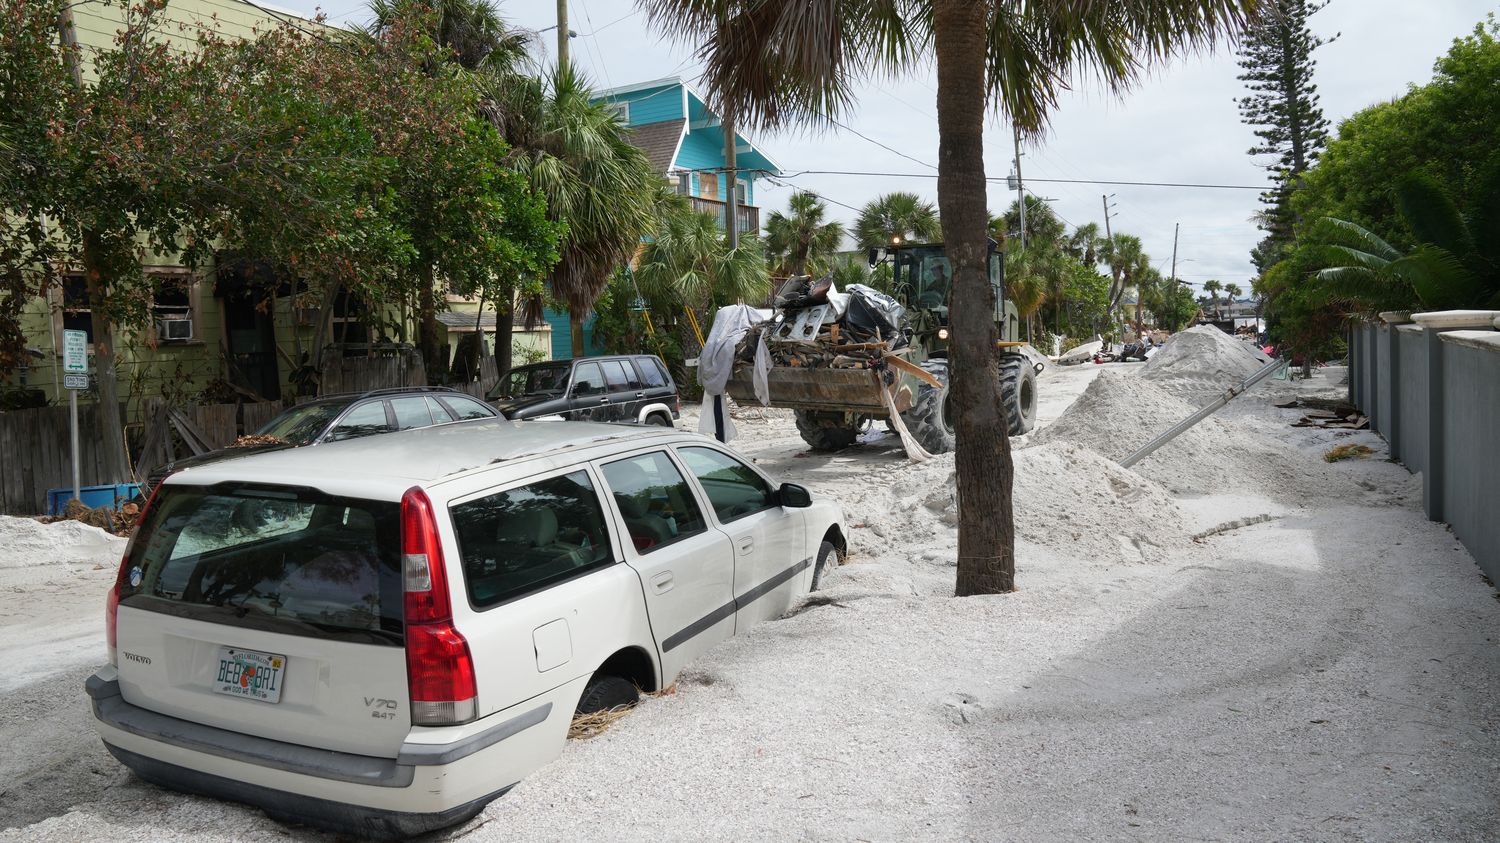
[545,76,783,360]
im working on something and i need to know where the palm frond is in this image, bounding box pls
[1393,170,1474,259]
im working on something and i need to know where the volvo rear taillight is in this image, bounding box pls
[108,483,163,666]
[401,486,477,725]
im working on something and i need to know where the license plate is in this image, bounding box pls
[212,646,287,704]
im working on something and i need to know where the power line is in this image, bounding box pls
[821,116,938,172]
[577,8,639,36]
[756,168,1269,191]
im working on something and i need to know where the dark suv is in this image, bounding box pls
[487,355,680,425]
[145,387,498,492]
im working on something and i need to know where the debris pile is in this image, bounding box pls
[738,280,910,372]
[1141,325,1271,401]
[1277,398,1369,430]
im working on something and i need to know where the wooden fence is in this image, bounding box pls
[319,351,427,395]
[0,399,285,516]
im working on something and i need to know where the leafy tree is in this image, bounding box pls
[1153,279,1200,332]
[764,191,845,277]
[1290,18,1500,244]
[854,191,940,250]
[642,0,1254,596]
[1236,0,1334,269]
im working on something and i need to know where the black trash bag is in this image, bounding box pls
[843,283,908,347]
[775,272,834,310]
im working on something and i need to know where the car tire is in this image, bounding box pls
[646,412,673,427]
[575,674,639,716]
[810,540,840,591]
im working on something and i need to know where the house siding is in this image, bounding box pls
[604,85,683,126]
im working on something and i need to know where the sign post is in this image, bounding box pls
[62,329,87,503]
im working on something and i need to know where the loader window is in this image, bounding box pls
[894,247,953,309]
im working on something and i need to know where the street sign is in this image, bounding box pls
[63,373,89,390]
[63,329,87,374]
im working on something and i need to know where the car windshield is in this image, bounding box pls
[255,401,345,445]
[493,363,571,400]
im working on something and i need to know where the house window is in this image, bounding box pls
[331,287,371,347]
[152,273,197,343]
[60,273,92,344]
[673,174,691,196]
[735,178,748,205]
[604,100,629,123]
[698,171,719,200]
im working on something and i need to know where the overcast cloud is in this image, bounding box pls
[289,0,1496,292]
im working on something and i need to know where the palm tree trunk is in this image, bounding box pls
[934,0,1015,596]
[570,310,585,358]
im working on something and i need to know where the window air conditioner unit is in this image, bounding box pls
[158,317,193,341]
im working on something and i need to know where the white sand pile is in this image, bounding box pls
[1031,370,1353,501]
[1142,325,1271,401]
[840,441,1191,567]
[0,515,125,569]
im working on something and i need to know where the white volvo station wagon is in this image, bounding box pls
[86,420,846,838]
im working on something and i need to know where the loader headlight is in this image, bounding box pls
[937,327,950,340]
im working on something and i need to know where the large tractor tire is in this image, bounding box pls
[902,359,956,454]
[998,352,1038,435]
[794,410,861,451]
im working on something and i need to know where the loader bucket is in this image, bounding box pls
[724,366,891,415]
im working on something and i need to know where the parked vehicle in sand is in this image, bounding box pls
[486,354,680,426]
[723,240,1039,453]
[86,419,845,838]
[143,387,498,495]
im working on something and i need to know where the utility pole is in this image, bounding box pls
[1013,126,1025,252]
[724,122,738,249]
[555,0,568,67]
[1100,194,1114,242]
[1169,222,1179,284]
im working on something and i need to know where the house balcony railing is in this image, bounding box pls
[688,196,760,236]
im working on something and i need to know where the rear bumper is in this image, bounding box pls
[102,743,503,840]
[86,667,581,838]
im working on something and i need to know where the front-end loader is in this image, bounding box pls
[723,240,1038,453]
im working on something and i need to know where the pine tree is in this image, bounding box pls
[1236,0,1335,271]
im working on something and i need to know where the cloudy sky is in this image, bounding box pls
[282,0,1496,292]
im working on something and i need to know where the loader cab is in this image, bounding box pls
[879,240,1020,348]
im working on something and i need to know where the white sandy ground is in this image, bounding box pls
[3,353,1498,842]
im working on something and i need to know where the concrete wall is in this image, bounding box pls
[1352,322,1500,581]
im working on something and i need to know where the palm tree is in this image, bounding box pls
[1067,222,1105,267]
[369,0,534,72]
[764,191,844,277]
[634,196,769,312]
[1202,279,1223,319]
[1303,169,1500,312]
[1224,282,1243,319]
[1102,233,1146,320]
[641,0,1255,596]
[486,66,661,359]
[854,191,940,250]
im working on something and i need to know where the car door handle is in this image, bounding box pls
[736,537,754,555]
[636,391,646,398]
[650,571,674,594]
[597,397,609,404]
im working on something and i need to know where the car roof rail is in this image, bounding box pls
[355,386,462,399]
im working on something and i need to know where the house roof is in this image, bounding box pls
[596,76,782,177]
[627,119,688,176]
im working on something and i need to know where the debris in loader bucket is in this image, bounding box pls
[722,240,1038,458]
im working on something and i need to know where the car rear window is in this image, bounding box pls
[636,358,667,389]
[119,485,402,644]
[451,471,613,609]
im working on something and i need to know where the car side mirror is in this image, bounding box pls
[778,482,812,508]
[866,247,880,267]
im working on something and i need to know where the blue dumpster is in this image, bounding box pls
[45,483,143,516]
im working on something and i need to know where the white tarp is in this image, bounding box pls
[697,305,771,442]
